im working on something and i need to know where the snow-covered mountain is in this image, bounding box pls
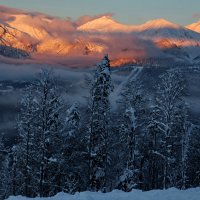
[78,17,181,34]
[187,20,200,33]
[7,14,49,40]
[77,16,138,33]
[135,19,200,62]
[137,18,200,39]
[78,17,200,48]
[0,22,37,51]
[0,22,33,58]
[1,6,200,66]
[78,17,200,64]
[77,16,200,64]
[0,8,107,57]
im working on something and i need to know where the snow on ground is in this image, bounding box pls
[7,188,200,200]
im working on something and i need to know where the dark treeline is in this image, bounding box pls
[0,55,200,199]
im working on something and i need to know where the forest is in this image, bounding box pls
[0,55,199,199]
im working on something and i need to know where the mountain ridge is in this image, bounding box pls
[1,6,200,66]
[77,15,138,33]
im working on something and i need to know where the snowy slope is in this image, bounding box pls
[0,23,36,52]
[77,16,138,33]
[78,16,200,42]
[0,10,107,56]
[3,13,74,55]
[78,17,200,61]
[136,19,200,61]
[8,14,49,40]
[0,23,31,58]
[141,20,200,61]
[137,19,200,40]
[187,21,200,33]
[6,188,200,200]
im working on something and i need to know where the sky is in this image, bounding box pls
[0,0,200,25]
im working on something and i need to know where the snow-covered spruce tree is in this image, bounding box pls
[65,103,80,137]
[61,103,82,194]
[117,77,146,191]
[88,54,112,192]
[151,69,186,189]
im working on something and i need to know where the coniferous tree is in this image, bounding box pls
[3,60,199,197]
[88,54,112,191]
[62,103,82,194]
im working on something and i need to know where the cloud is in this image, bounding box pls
[192,13,200,20]
[0,5,56,18]
[100,33,162,60]
[0,6,47,22]
[0,6,27,15]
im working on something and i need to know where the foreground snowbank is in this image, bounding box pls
[7,188,200,200]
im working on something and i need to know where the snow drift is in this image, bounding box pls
[6,188,200,200]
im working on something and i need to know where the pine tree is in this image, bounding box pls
[88,54,112,191]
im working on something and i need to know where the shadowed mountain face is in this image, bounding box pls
[1,6,200,66]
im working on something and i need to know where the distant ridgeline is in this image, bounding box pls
[1,7,200,65]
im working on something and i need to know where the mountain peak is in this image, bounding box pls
[150,18,172,24]
[78,17,183,33]
[98,15,113,20]
[77,15,138,33]
[141,18,180,30]
[77,15,118,31]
